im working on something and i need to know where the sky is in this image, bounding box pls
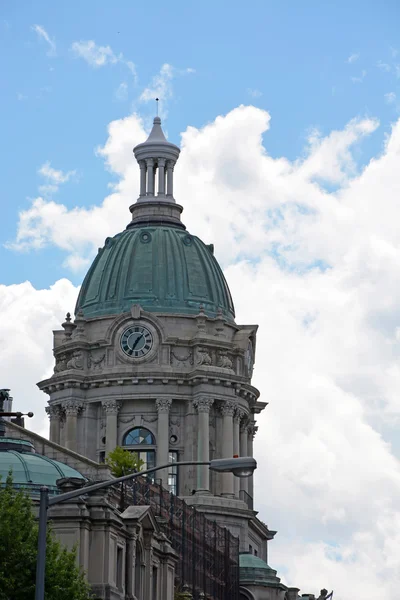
[1,1,400,598]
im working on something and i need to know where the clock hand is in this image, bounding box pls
[131,335,143,350]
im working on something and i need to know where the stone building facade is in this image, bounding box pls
[1,115,332,599]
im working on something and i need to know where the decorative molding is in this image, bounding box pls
[234,407,247,423]
[220,400,237,417]
[88,351,105,371]
[102,399,121,414]
[61,400,84,416]
[193,398,214,413]
[155,398,172,413]
[45,405,62,420]
[170,347,193,367]
[119,415,136,425]
[142,414,158,424]
[196,347,212,366]
[66,351,84,370]
[217,351,233,371]
[247,423,258,438]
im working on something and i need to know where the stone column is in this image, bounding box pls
[146,158,155,196]
[62,400,83,452]
[102,400,120,456]
[247,422,258,502]
[45,405,62,445]
[166,161,174,196]
[220,401,236,497]
[139,160,147,196]
[233,408,243,498]
[155,398,172,488]
[193,398,214,493]
[239,417,249,495]
[158,158,166,195]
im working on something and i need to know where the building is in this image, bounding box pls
[1,116,330,600]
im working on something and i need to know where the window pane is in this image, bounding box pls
[123,427,155,446]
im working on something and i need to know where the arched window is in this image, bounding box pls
[122,427,156,472]
[123,427,156,446]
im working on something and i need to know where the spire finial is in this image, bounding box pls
[155,97,159,117]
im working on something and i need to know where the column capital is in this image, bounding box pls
[155,398,172,413]
[166,160,175,170]
[45,405,62,420]
[193,398,214,413]
[247,422,258,438]
[139,159,146,169]
[234,407,247,423]
[62,400,83,416]
[220,400,237,417]
[158,157,166,167]
[102,399,121,414]
[146,157,155,167]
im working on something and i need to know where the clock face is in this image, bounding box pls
[120,325,153,359]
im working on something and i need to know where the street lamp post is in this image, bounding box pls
[34,456,256,600]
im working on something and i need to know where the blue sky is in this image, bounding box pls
[4,4,400,596]
[1,0,399,288]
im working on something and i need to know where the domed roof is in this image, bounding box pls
[239,553,284,587]
[75,225,235,321]
[0,438,86,496]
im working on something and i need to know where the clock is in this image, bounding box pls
[120,325,153,359]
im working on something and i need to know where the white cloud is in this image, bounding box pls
[351,69,367,83]
[247,88,263,98]
[37,161,76,197]
[71,40,137,81]
[8,106,400,597]
[17,92,27,101]
[377,60,391,72]
[31,24,56,56]
[0,279,79,437]
[115,81,128,101]
[139,63,195,118]
[347,53,360,63]
[385,92,397,104]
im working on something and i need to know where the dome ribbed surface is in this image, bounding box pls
[76,226,235,321]
[0,446,85,493]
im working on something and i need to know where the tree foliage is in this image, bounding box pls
[0,472,92,600]
[105,446,143,477]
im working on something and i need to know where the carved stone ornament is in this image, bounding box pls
[45,405,62,420]
[220,400,237,417]
[196,347,212,366]
[54,353,68,373]
[142,414,158,424]
[88,351,105,371]
[66,351,84,370]
[170,348,193,367]
[61,400,83,416]
[102,399,121,414]
[247,423,258,438]
[119,415,136,425]
[217,351,233,371]
[155,398,172,413]
[193,398,214,413]
[234,407,247,422]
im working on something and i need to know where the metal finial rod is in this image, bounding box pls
[155,97,159,116]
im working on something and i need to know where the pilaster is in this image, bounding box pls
[193,397,214,494]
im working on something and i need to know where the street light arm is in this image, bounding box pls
[48,460,211,506]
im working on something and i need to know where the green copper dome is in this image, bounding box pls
[75,225,235,321]
[239,553,285,588]
[0,438,86,496]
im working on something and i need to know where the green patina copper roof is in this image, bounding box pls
[239,553,285,588]
[75,225,235,321]
[0,438,86,495]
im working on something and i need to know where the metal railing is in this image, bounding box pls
[124,476,240,600]
[239,489,254,511]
